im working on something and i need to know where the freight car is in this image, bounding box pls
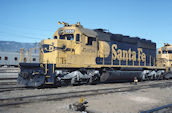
[0,51,39,67]
[17,22,170,87]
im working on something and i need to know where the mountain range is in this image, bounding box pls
[0,41,39,52]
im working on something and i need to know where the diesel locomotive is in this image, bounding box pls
[157,43,172,68]
[17,22,171,87]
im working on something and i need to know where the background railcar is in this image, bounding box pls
[157,43,172,68]
[0,51,39,67]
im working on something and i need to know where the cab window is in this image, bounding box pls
[86,37,96,45]
[66,34,74,40]
[76,34,80,42]
[60,34,74,40]
[168,50,172,54]
[54,36,58,39]
[60,35,65,40]
[163,50,167,54]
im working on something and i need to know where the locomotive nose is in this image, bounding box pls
[42,44,55,53]
[17,63,45,87]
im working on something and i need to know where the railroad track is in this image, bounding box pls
[0,71,18,73]
[0,68,19,73]
[0,82,17,85]
[0,86,27,93]
[0,78,17,80]
[0,80,172,107]
[0,68,18,89]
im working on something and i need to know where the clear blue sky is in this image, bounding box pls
[0,0,172,48]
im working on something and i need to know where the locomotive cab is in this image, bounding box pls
[40,22,98,67]
[18,22,101,87]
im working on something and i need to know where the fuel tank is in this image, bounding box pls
[100,70,142,83]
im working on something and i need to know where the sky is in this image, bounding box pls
[0,0,172,48]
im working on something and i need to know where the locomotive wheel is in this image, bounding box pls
[89,75,100,85]
[71,78,80,86]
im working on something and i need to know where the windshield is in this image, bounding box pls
[60,34,74,40]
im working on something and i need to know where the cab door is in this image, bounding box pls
[74,34,82,54]
[82,35,98,65]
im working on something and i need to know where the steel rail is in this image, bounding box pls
[0,80,172,107]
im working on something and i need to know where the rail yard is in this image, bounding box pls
[1,0,172,112]
[0,22,172,113]
[0,67,172,113]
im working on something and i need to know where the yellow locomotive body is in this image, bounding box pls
[40,22,162,69]
[18,22,170,87]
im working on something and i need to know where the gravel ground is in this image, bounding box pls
[0,80,172,113]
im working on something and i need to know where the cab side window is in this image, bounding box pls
[76,34,80,42]
[60,35,65,40]
[86,37,96,45]
[163,50,167,54]
[54,36,58,39]
[168,50,172,54]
